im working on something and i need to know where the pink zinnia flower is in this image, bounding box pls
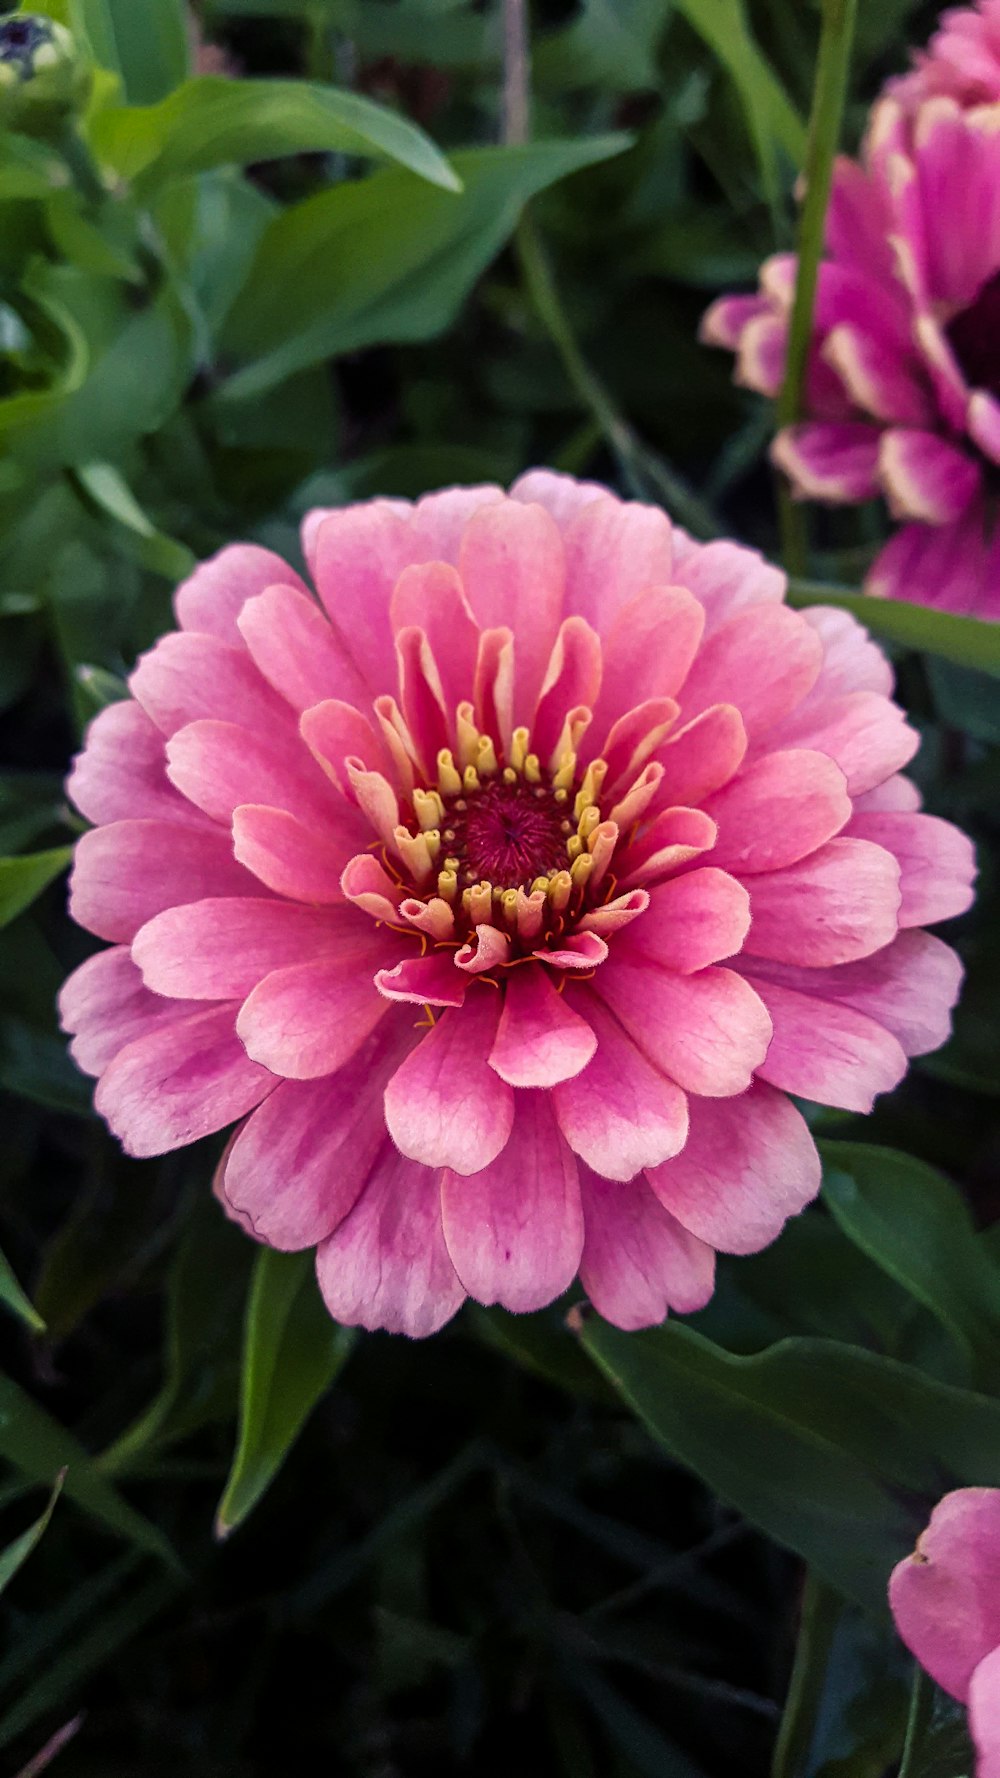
[59,473,974,1337]
[891,0,1000,110]
[701,96,1000,617]
[890,1489,1000,1776]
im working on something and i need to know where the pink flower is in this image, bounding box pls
[890,1489,1000,1776]
[59,473,974,1337]
[701,97,1000,617]
[890,0,1000,110]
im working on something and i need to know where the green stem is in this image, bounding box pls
[775,0,859,575]
[897,1665,934,1778]
[516,214,720,539]
[770,1571,841,1778]
[56,126,107,207]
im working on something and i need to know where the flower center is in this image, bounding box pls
[394,718,612,945]
[0,18,50,69]
[946,269,1000,398]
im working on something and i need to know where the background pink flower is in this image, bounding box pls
[890,0,1000,109]
[59,473,974,1337]
[890,1488,1000,1776]
[701,96,1000,616]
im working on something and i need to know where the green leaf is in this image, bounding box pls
[73,461,195,580]
[89,75,461,193]
[0,1472,62,1597]
[0,1241,45,1333]
[788,580,1000,677]
[578,1319,1000,1609]
[772,1575,909,1778]
[821,1143,1000,1385]
[0,135,71,201]
[0,1370,179,1569]
[75,0,190,102]
[671,0,806,200]
[220,135,632,399]
[0,847,73,930]
[216,1249,355,1537]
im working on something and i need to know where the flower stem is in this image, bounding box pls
[770,1570,841,1778]
[502,0,530,147]
[775,0,859,574]
[897,1664,934,1778]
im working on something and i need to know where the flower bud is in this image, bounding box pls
[0,14,91,137]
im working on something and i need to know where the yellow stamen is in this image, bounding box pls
[437,749,462,796]
[510,727,530,773]
[502,766,518,785]
[424,829,441,863]
[578,805,601,843]
[456,703,479,772]
[395,827,434,884]
[469,881,493,925]
[570,853,594,890]
[566,834,583,861]
[524,753,542,784]
[553,786,569,805]
[476,734,499,776]
[463,764,481,793]
[552,752,576,792]
[548,870,572,912]
[501,889,519,925]
[574,760,607,820]
[438,868,458,902]
[413,788,445,832]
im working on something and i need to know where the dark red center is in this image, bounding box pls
[946,270,1000,398]
[446,780,568,887]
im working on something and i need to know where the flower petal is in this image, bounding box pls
[237,950,390,1079]
[552,995,688,1179]
[579,1168,715,1329]
[133,899,361,1000]
[847,811,976,926]
[488,968,597,1087]
[58,945,199,1077]
[70,819,257,943]
[67,701,205,828]
[174,544,308,641]
[704,749,852,873]
[458,500,566,727]
[94,1003,274,1157]
[316,1144,466,1338]
[384,993,514,1175]
[597,957,772,1096]
[742,970,907,1112]
[889,1488,1000,1703]
[743,837,901,966]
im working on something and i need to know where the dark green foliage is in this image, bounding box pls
[0,0,997,1773]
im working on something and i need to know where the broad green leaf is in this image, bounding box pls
[672,0,806,199]
[821,1143,1000,1385]
[216,1249,355,1536]
[0,135,71,201]
[0,1241,45,1333]
[0,847,73,930]
[788,580,1000,677]
[772,1577,909,1778]
[75,0,189,103]
[534,0,671,93]
[927,658,1000,744]
[220,136,632,399]
[89,75,460,193]
[578,1319,1000,1609]
[0,1370,178,1569]
[0,1472,62,1597]
[73,462,195,580]
[0,277,89,441]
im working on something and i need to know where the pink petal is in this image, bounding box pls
[532,617,603,760]
[389,561,480,721]
[878,429,981,524]
[510,468,609,530]
[455,924,511,973]
[561,494,675,634]
[867,509,1000,618]
[488,969,597,1087]
[232,804,360,901]
[340,852,405,922]
[394,625,450,774]
[132,898,359,1000]
[221,1019,415,1249]
[590,587,705,736]
[699,292,770,350]
[384,993,513,1175]
[552,995,688,1179]
[174,544,309,641]
[889,1488,1000,1702]
[742,928,963,1058]
[656,704,748,806]
[237,583,369,713]
[375,953,468,1007]
[618,807,718,890]
[646,1080,821,1254]
[579,1168,715,1329]
[847,811,976,926]
[310,501,416,695]
[629,869,750,973]
[736,312,788,397]
[822,322,932,426]
[67,701,204,828]
[410,484,505,560]
[743,838,901,967]
[969,391,1000,467]
[70,819,257,943]
[236,948,390,1079]
[440,1091,583,1312]
[166,719,336,831]
[855,774,922,813]
[704,748,851,874]
[316,1144,466,1338]
[671,538,785,634]
[742,971,907,1111]
[300,699,393,792]
[458,500,566,727]
[94,1002,274,1157]
[58,945,199,1077]
[969,1645,1000,1778]
[597,957,772,1096]
[799,605,894,700]
[679,605,822,740]
[763,691,919,796]
[771,421,882,503]
[129,631,291,737]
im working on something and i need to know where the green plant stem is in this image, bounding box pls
[770,1570,841,1778]
[775,0,858,575]
[502,0,530,147]
[56,127,107,207]
[897,1664,934,1778]
[516,214,720,538]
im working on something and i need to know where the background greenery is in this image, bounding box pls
[1,0,998,1772]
